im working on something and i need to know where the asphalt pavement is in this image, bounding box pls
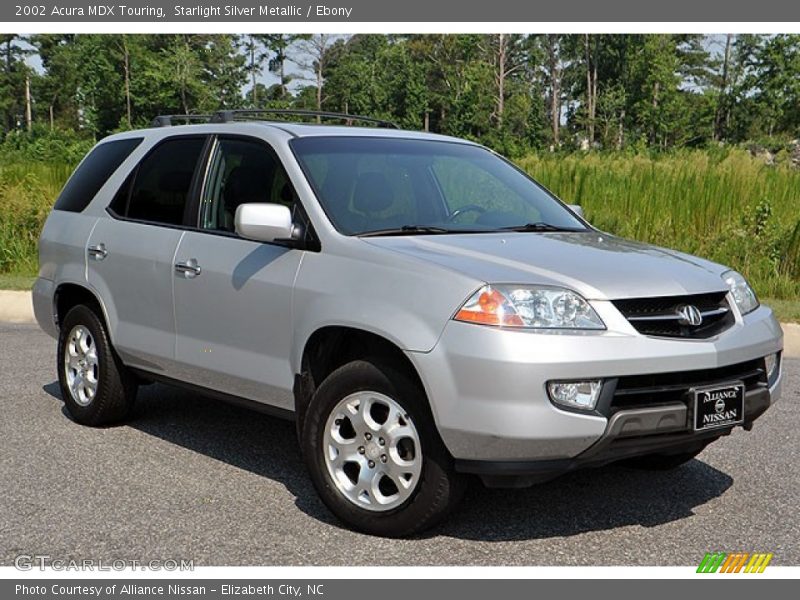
[1,322,798,566]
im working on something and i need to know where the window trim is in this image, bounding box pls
[105,134,210,231]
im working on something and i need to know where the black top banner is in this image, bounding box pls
[3,0,800,22]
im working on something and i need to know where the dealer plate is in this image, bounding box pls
[693,382,745,431]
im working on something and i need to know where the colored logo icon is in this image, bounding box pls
[697,552,773,573]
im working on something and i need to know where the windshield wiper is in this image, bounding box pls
[497,222,584,232]
[358,225,458,237]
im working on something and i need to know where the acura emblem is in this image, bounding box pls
[676,304,703,326]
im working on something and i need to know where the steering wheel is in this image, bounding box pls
[447,204,487,222]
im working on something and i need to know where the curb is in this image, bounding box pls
[1,290,798,358]
[783,323,800,359]
[0,290,35,323]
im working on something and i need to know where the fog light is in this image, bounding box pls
[765,353,779,382]
[547,380,602,411]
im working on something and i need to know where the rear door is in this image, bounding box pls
[171,136,304,410]
[87,136,207,370]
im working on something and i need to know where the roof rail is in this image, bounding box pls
[151,114,213,127]
[210,109,400,129]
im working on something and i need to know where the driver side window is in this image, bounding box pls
[200,137,295,233]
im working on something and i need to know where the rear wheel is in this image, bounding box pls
[57,305,137,426]
[301,359,465,537]
[621,448,704,471]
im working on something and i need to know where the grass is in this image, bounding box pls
[0,273,35,290]
[763,298,800,324]
[518,148,800,300]
[0,161,70,276]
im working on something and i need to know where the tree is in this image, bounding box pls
[164,35,206,114]
[582,36,596,144]
[295,34,335,117]
[0,35,33,132]
[750,35,800,136]
[241,35,268,106]
[542,34,565,148]
[260,34,309,99]
[10,32,799,153]
[486,34,526,129]
[202,34,248,109]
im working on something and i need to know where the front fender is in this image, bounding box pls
[289,249,479,372]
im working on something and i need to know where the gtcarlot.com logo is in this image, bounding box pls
[14,554,194,571]
[697,552,773,573]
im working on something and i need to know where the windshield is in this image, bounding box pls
[290,137,587,236]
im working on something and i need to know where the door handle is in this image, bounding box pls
[87,243,107,260]
[175,258,202,278]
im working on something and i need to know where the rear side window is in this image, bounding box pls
[53,138,142,212]
[109,137,205,226]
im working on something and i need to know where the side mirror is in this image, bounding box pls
[568,204,585,219]
[235,203,294,243]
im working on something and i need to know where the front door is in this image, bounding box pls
[171,136,303,409]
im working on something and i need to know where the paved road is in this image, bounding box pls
[1,322,797,566]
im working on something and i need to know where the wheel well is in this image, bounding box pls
[295,327,425,427]
[55,284,104,329]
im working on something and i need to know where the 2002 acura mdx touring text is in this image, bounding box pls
[33,110,783,537]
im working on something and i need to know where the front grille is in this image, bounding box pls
[610,358,767,412]
[613,291,734,338]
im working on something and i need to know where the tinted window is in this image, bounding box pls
[110,137,205,226]
[291,137,586,235]
[199,138,295,233]
[54,138,142,212]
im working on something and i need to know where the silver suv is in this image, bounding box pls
[34,111,783,537]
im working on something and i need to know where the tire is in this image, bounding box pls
[621,448,704,471]
[301,359,465,537]
[57,304,137,426]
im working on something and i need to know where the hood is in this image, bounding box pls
[362,231,729,300]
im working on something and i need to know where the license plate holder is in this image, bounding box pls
[693,382,745,431]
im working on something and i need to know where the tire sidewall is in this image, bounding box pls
[57,304,132,425]
[302,359,459,537]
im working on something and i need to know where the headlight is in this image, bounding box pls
[454,284,605,329]
[722,270,759,315]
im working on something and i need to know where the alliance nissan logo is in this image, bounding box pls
[676,304,703,326]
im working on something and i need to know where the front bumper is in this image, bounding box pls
[456,384,776,487]
[407,303,783,466]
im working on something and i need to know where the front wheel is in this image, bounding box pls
[301,360,465,537]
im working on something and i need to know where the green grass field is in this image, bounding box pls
[1,147,798,320]
[0,273,36,290]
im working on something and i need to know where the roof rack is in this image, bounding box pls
[151,114,213,127]
[210,109,400,129]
